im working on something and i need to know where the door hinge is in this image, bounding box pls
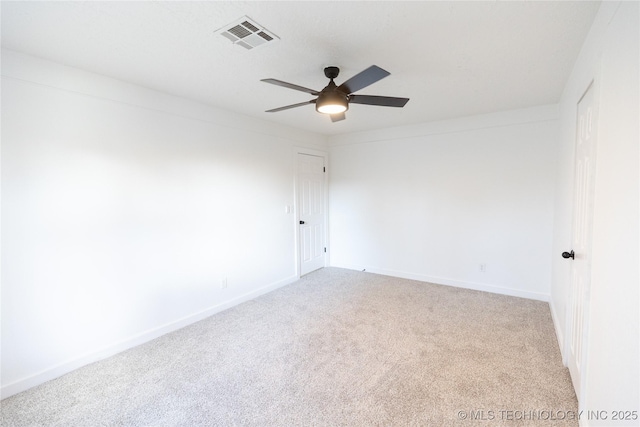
[323,167,326,172]
[324,247,327,253]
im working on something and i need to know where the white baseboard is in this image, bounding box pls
[332,264,550,302]
[1,275,298,400]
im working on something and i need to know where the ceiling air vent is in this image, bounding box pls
[215,16,279,50]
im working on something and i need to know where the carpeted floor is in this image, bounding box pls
[1,267,577,426]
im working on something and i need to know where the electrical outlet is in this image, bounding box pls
[480,263,487,272]
[220,278,228,289]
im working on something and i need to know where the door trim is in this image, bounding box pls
[293,147,329,278]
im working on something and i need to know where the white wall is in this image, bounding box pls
[0,49,327,398]
[551,2,639,424]
[328,106,559,301]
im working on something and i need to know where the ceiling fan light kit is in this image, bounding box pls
[262,65,409,122]
[316,91,349,114]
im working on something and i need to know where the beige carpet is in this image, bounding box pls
[1,267,577,426]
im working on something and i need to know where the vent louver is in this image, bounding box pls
[215,16,279,50]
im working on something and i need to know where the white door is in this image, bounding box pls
[298,153,325,276]
[566,82,598,402]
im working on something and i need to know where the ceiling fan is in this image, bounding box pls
[261,65,409,122]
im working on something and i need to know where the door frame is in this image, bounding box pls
[293,147,329,278]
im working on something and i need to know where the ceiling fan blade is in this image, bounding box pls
[330,112,346,122]
[337,65,390,95]
[261,78,319,95]
[349,94,410,108]
[265,100,315,113]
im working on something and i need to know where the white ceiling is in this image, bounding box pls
[1,1,600,136]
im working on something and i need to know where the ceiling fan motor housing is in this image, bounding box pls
[316,80,349,114]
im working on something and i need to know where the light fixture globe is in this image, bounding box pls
[315,89,349,114]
